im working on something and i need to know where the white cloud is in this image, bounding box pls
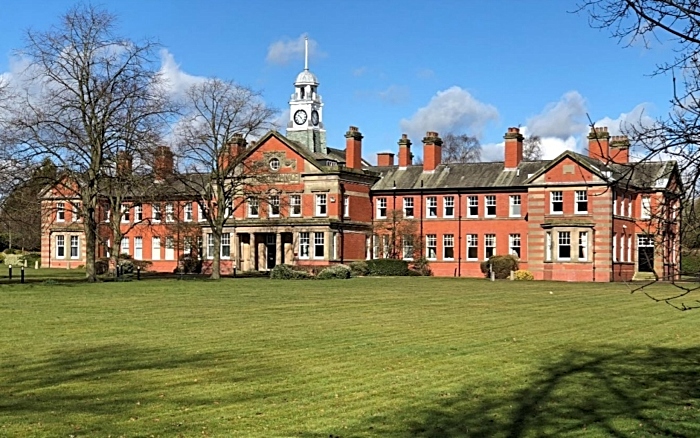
[158,49,206,100]
[378,85,410,105]
[400,86,498,140]
[272,108,290,131]
[266,34,324,66]
[526,91,588,139]
[593,103,655,135]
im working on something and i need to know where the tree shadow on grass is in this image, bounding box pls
[402,347,700,437]
[0,343,286,435]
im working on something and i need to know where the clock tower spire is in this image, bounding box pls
[286,36,326,154]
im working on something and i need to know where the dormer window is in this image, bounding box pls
[326,160,337,167]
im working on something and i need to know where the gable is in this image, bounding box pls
[541,157,601,184]
[244,131,324,175]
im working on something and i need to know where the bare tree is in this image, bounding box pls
[373,209,422,259]
[0,5,173,281]
[173,78,277,279]
[442,133,482,163]
[523,134,544,161]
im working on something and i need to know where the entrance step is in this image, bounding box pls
[633,272,657,281]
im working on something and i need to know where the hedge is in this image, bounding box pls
[366,259,410,276]
[316,264,352,280]
[270,264,312,280]
[480,255,519,279]
[348,261,369,277]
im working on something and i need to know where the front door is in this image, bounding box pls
[638,235,655,273]
[266,234,276,270]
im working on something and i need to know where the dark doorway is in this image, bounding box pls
[638,235,655,273]
[265,234,276,270]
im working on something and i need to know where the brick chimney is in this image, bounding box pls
[116,151,133,177]
[220,133,247,169]
[345,126,363,169]
[154,146,174,181]
[422,131,443,172]
[377,152,395,166]
[609,135,630,164]
[503,127,524,170]
[588,127,611,162]
[398,134,412,168]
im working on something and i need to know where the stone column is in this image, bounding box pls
[324,230,332,260]
[233,233,241,271]
[275,233,282,265]
[250,233,256,271]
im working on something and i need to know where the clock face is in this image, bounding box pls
[294,109,307,125]
[311,110,319,126]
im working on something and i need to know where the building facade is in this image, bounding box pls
[40,54,682,281]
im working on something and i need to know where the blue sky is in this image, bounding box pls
[1,1,675,162]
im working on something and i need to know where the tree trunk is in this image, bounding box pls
[83,210,97,282]
[210,229,221,280]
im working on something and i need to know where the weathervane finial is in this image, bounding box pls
[304,36,309,71]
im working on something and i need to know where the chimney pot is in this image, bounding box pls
[422,131,443,171]
[398,134,412,167]
[504,127,524,169]
[345,126,363,169]
[377,152,395,167]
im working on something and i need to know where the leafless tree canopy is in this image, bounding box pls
[173,78,278,279]
[441,133,482,163]
[0,5,173,281]
[523,135,544,161]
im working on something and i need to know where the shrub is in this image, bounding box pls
[366,259,410,276]
[681,251,700,276]
[348,261,369,277]
[0,253,5,264]
[95,258,109,275]
[4,248,17,255]
[177,256,202,274]
[317,264,352,280]
[270,264,311,280]
[480,255,519,279]
[513,269,534,281]
[411,257,433,276]
[20,253,41,268]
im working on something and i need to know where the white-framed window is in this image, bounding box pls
[314,232,325,258]
[152,237,161,260]
[402,235,414,260]
[121,204,130,223]
[165,236,174,260]
[71,202,80,222]
[56,202,65,222]
[183,237,192,256]
[443,234,454,260]
[344,195,350,217]
[509,195,521,217]
[509,234,521,258]
[121,236,129,256]
[575,191,588,214]
[545,231,552,262]
[372,235,380,259]
[104,207,110,223]
[558,231,571,260]
[184,203,193,222]
[134,236,143,260]
[207,234,214,259]
[105,239,110,258]
[70,235,79,259]
[221,233,231,259]
[377,197,387,218]
[613,233,618,262]
[269,157,280,171]
[197,204,206,222]
[550,191,563,214]
[613,191,617,215]
[56,235,65,258]
[485,196,496,217]
[426,234,437,260]
[403,197,414,218]
[468,196,478,217]
[134,205,143,222]
[290,195,302,217]
[484,234,496,259]
[443,196,454,218]
[299,232,310,259]
[627,195,632,217]
[426,197,437,218]
[641,196,651,219]
[381,235,390,258]
[165,203,174,223]
[152,204,161,222]
[628,235,632,262]
[315,194,327,216]
[467,234,478,260]
[269,195,280,217]
[578,231,588,261]
[248,197,259,218]
[620,234,626,262]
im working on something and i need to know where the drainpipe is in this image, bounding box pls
[419,180,424,257]
[457,190,462,277]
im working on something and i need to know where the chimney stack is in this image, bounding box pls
[116,151,133,177]
[398,134,412,168]
[422,131,443,172]
[504,127,524,169]
[588,127,611,162]
[345,126,363,169]
[377,152,395,167]
[154,146,174,181]
[609,135,630,164]
[220,133,247,169]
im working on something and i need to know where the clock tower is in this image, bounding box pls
[286,37,326,154]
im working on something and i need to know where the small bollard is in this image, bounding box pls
[24,259,27,268]
[8,264,12,280]
[35,260,39,270]
[20,266,25,284]
[137,266,141,280]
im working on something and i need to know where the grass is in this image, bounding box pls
[0,276,699,437]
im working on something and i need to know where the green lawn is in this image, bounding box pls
[0,277,699,437]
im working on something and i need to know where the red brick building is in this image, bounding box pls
[40,55,682,281]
